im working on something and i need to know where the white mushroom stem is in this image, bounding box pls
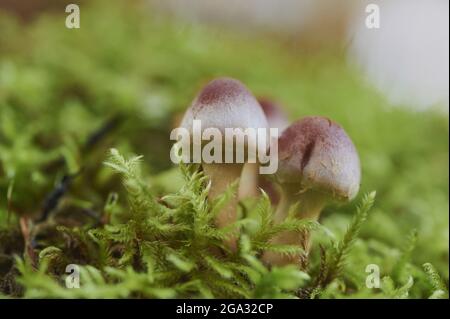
[238,162,260,199]
[262,188,326,267]
[202,163,244,250]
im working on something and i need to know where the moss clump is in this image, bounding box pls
[0,0,448,298]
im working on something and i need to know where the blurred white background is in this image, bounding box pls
[151,0,449,112]
[349,0,449,111]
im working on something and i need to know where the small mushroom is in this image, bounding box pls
[263,116,361,266]
[258,98,289,136]
[239,98,290,199]
[180,77,268,248]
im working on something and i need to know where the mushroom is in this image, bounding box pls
[258,98,289,136]
[180,77,268,248]
[263,116,361,266]
[239,98,290,199]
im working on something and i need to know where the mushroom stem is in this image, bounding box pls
[263,188,326,267]
[238,163,260,199]
[202,163,244,250]
[275,188,326,222]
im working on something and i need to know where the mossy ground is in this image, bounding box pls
[0,1,448,298]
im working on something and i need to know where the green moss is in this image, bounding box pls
[0,0,448,298]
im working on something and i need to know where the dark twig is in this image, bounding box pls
[37,114,123,222]
[82,114,122,152]
[43,113,123,171]
[36,170,82,223]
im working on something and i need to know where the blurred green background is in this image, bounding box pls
[0,0,448,298]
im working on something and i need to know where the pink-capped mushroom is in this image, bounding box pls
[180,77,268,249]
[263,116,361,266]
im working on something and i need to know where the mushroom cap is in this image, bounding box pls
[275,116,361,201]
[257,98,289,135]
[180,77,268,152]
